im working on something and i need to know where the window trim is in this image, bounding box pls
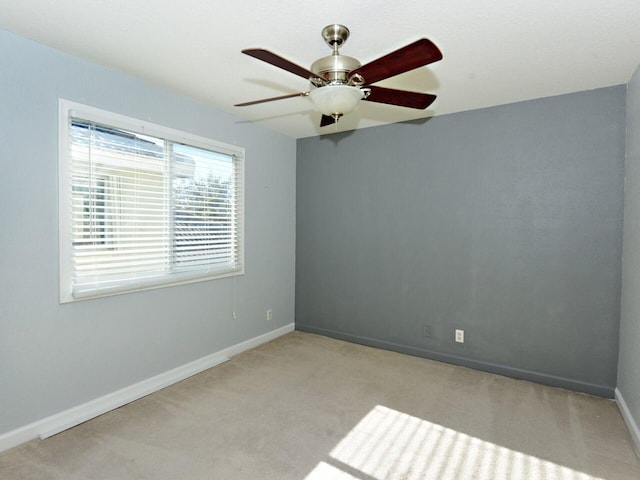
[58,99,245,303]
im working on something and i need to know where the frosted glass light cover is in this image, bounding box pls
[309,85,365,116]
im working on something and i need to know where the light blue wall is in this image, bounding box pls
[0,29,296,434]
[296,87,626,397]
[619,65,640,444]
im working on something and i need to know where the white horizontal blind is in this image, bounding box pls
[171,144,241,275]
[61,105,243,301]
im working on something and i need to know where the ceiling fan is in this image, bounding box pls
[235,24,443,127]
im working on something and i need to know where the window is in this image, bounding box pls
[59,100,244,302]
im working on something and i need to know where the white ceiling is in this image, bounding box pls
[1,0,639,138]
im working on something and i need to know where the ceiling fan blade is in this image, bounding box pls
[242,49,320,81]
[320,114,336,127]
[234,92,309,107]
[364,86,436,109]
[349,39,442,86]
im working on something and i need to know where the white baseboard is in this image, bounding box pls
[615,388,640,456]
[0,323,294,453]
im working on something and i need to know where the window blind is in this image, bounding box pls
[61,109,243,301]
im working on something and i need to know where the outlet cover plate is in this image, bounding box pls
[423,324,432,338]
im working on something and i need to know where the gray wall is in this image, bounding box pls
[0,29,296,435]
[296,87,626,397]
[619,66,640,434]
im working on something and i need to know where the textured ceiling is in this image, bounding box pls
[1,0,639,138]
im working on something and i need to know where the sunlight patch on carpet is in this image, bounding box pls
[305,405,603,480]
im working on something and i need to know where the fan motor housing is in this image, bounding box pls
[310,55,361,85]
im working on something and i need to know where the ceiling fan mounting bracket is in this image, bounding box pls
[321,24,350,53]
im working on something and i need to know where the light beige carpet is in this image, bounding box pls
[1,331,639,479]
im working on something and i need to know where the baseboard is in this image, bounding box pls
[0,323,294,454]
[615,388,640,456]
[296,324,614,398]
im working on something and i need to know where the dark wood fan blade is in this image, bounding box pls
[242,49,319,80]
[320,114,336,127]
[349,39,442,86]
[234,92,308,107]
[364,86,436,109]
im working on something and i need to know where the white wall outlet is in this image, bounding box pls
[455,329,464,343]
[423,324,432,338]
[267,309,273,321]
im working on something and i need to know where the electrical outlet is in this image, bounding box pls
[423,324,432,338]
[455,329,464,343]
[267,309,273,321]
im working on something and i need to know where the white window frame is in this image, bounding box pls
[58,99,245,303]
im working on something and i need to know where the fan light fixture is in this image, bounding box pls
[308,85,365,118]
